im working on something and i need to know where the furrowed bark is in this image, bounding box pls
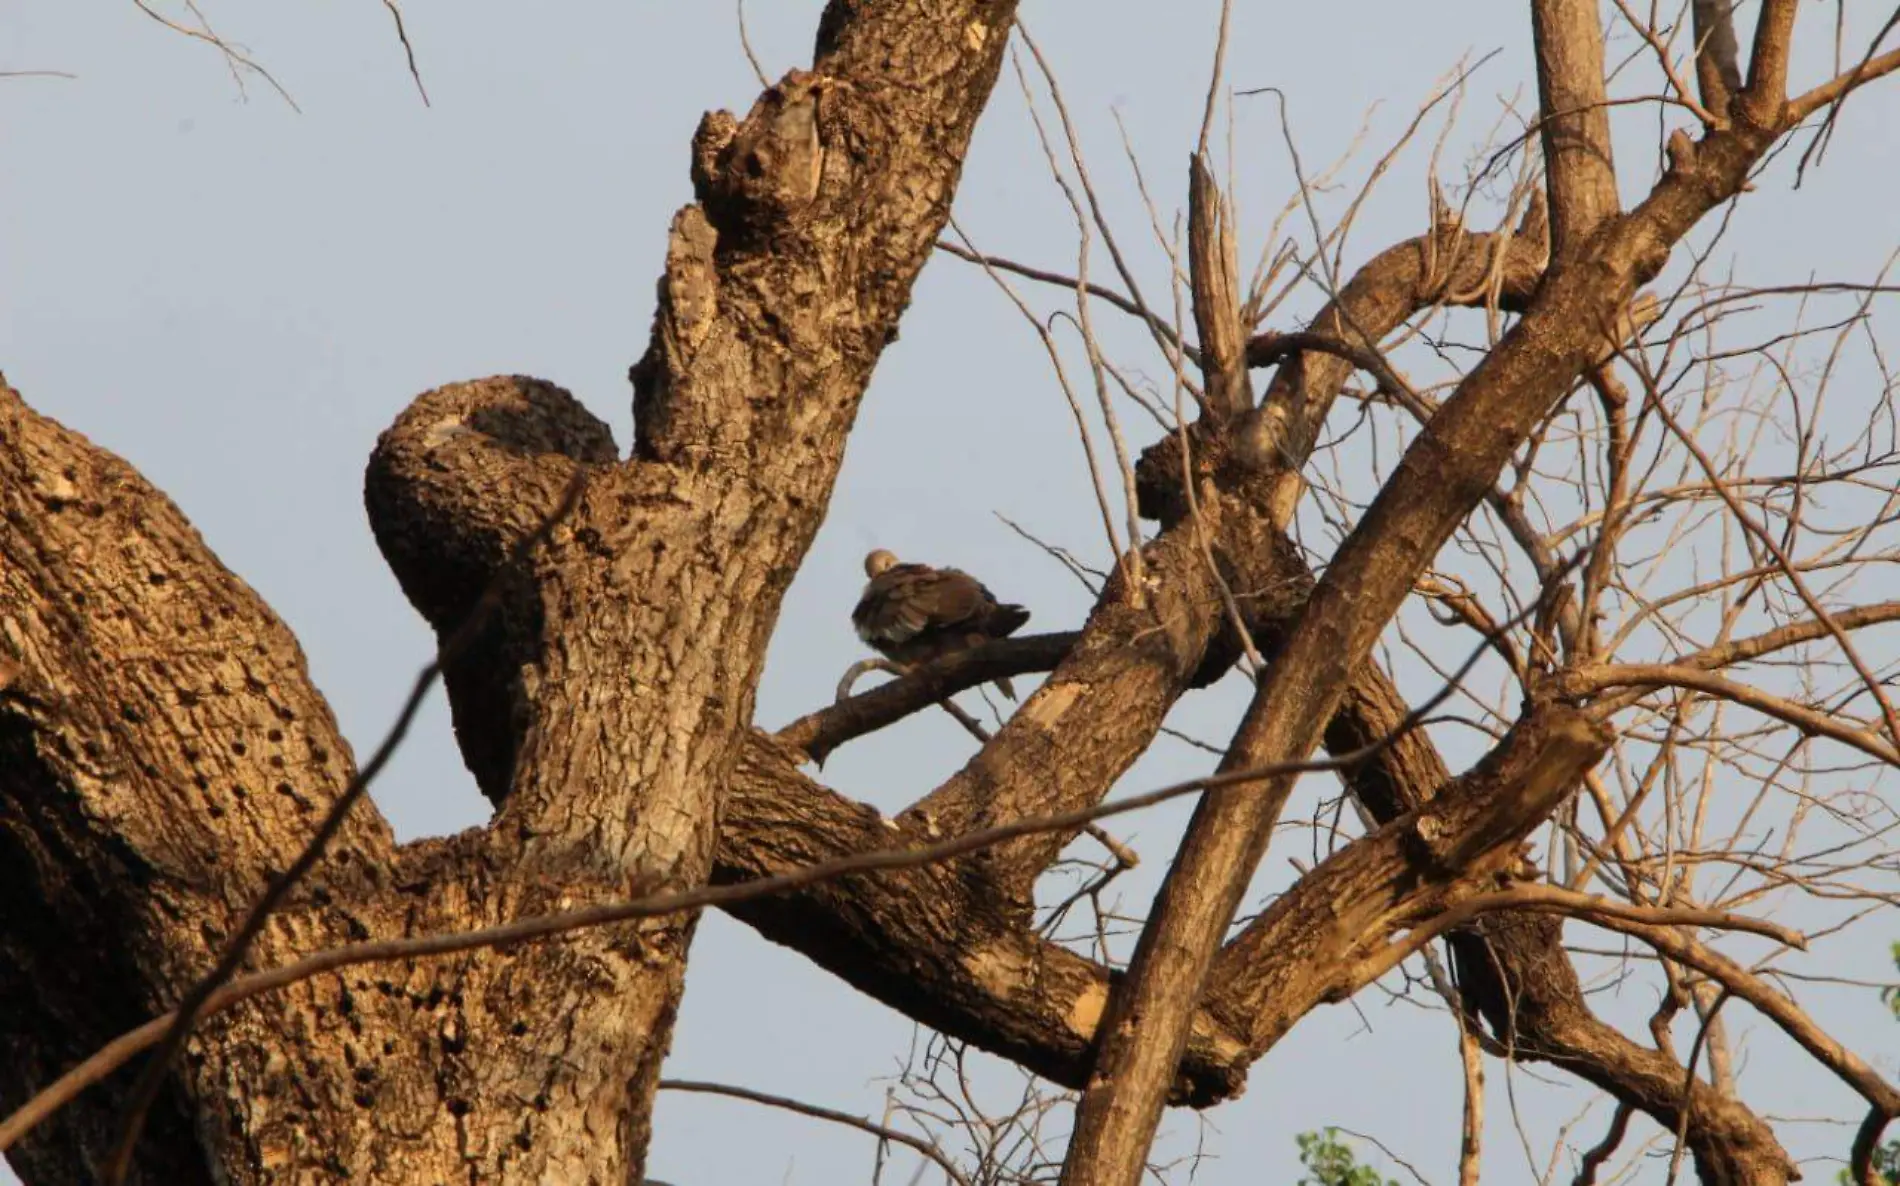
[0,379,417,1183]
[4,2,1023,1179]
[360,5,1025,1175]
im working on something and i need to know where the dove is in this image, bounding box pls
[851,549,1030,698]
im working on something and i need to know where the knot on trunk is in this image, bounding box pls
[692,72,831,243]
[364,375,616,801]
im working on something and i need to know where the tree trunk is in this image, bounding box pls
[0,2,1020,1179]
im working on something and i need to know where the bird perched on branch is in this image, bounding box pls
[851,549,1031,698]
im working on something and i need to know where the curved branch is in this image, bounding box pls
[658,1080,973,1186]
[1598,918,1900,1119]
[1565,663,1900,767]
[779,633,1079,762]
[1852,1108,1894,1186]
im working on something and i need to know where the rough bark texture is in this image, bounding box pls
[1,0,1023,1179]
[0,378,395,1184]
[2,4,1873,1184]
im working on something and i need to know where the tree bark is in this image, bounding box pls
[3,5,1878,1184]
[1057,2,1790,1174]
[0,1,1021,1179]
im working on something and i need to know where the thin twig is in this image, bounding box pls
[130,0,299,111]
[994,512,1106,594]
[1570,1102,1632,1186]
[735,0,769,88]
[948,210,1127,571]
[380,0,429,105]
[933,240,1185,360]
[1194,0,1235,161]
[1639,379,1900,756]
[660,1079,972,1186]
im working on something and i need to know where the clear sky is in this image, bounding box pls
[4,3,1897,1184]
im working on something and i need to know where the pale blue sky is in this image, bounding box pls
[4,3,1898,1183]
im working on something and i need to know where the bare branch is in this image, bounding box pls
[1458,1013,1483,1186]
[1788,43,1900,122]
[1530,0,1620,260]
[1608,920,1900,1118]
[1691,0,1743,120]
[1571,1102,1632,1186]
[659,1080,973,1186]
[932,239,1184,358]
[130,0,299,111]
[380,0,429,106]
[788,634,1078,764]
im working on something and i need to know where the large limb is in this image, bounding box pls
[735,698,1611,1112]
[0,379,413,1182]
[1208,610,1797,1182]
[719,732,1252,1098]
[1056,4,1796,1177]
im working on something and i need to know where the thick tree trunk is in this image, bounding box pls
[0,2,1020,1180]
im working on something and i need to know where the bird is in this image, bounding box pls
[851,549,1031,698]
